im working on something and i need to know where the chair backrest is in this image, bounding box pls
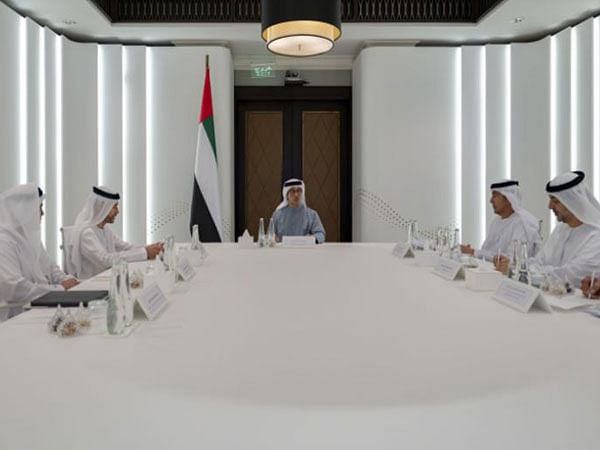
[60,226,76,276]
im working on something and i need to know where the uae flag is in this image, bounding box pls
[190,59,222,242]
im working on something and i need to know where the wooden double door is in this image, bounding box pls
[235,87,352,242]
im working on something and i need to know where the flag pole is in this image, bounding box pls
[206,54,209,70]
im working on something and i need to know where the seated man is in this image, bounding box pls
[0,184,79,321]
[495,171,600,287]
[271,179,326,244]
[68,186,163,279]
[462,180,541,260]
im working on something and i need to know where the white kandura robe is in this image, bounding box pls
[0,233,69,321]
[476,213,542,260]
[528,223,600,287]
[77,226,147,279]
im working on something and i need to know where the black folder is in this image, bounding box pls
[30,290,109,308]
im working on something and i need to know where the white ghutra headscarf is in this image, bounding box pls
[546,171,600,228]
[276,178,306,210]
[490,179,540,241]
[0,183,47,283]
[67,186,120,276]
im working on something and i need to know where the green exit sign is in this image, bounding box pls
[251,65,275,79]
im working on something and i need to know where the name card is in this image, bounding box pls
[433,257,465,281]
[136,282,168,320]
[176,256,196,281]
[392,242,414,259]
[492,278,553,313]
[282,236,316,247]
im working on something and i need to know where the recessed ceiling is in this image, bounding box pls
[87,0,503,24]
[2,0,599,67]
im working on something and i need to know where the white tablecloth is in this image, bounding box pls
[1,244,599,449]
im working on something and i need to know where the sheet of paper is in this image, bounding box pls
[545,295,598,311]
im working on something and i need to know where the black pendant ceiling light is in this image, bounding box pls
[261,0,342,57]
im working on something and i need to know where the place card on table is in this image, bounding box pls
[492,278,553,313]
[135,282,168,320]
[432,257,465,281]
[392,242,414,258]
[465,268,503,292]
[176,256,196,281]
[414,250,439,267]
[281,236,316,247]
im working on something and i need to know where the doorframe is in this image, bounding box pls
[234,86,353,241]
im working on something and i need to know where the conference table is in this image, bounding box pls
[1,243,600,449]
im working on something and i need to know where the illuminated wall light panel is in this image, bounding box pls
[98,47,105,185]
[480,46,487,244]
[550,35,558,231]
[145,47,153,243]
[122,47,129,241]
[593,18,600,198]
[55,35,63,263]
[39,27,46,245]
[19,17,27,184]
[571,27,578,170]
[455,48,462,238]
[505,45,511,179]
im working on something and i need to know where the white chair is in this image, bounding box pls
[60,226,76,277]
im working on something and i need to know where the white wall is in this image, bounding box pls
[353,47,459,242]
[353,16,600,245]
[0,2,21,192]
[0,3,234,266]
[1,1,599,263]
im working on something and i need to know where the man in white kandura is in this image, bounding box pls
[67,186,163,279]
[271,179,326,244]
[461,180,542,260]
[0,184,79,321]
[495,171,600,287]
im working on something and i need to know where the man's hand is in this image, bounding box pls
[461,244,475,256]
[61,278,79,290]
[145,242,163,260]
[582,276,600,299]
[493,255,510,275]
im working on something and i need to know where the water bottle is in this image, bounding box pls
[121,261,134,327]
[508,239,519,280]
[107,262,125,335]
[407,220,417,248]
[451,228,461,260]
[258,218,265,247]
[266,217,275,247]
[518,242,530,285]
[190,224,201,250]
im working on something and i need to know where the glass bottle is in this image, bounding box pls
[407,220,418,248]
[517,242,530,285]
[121,261,134,327]
[508,239,519,280]
[190,224,201,250]
[258,217,265,247]
[451,228,461,260]
[266,217,275,247]
[107,262,125,335]
[532,219,544,257]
